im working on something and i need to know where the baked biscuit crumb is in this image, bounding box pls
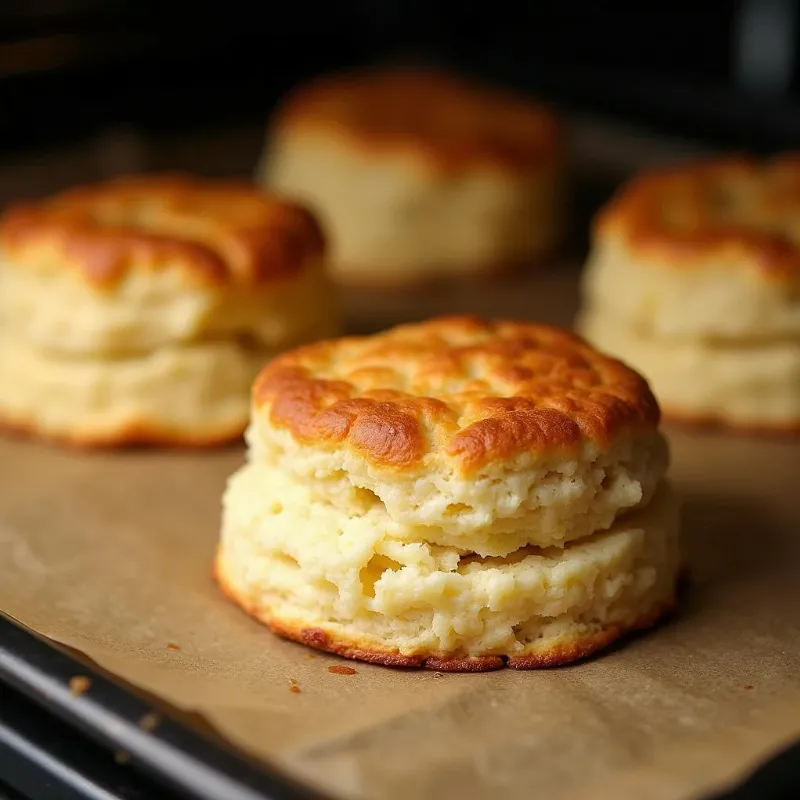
[328,665,358,675]
[69,675,91,696]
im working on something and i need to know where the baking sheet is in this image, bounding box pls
[1,272,799,800]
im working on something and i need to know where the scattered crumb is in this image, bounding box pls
[139,712,160,731]
[69,675,91,696]
[306,653,315,660]
[433,672,444,679]
[114,750,130,765]
[328,665,357,675]
[289,678,301,694]
[167,642,181,651]
[743,684,754,690]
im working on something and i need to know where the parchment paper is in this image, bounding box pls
[1,273,800,800]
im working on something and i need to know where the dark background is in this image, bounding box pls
[1,0,799,159]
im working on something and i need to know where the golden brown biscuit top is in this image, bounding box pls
[254,316,659,473]
[270,67,562,172]
[0,174,325,287]
[596,154,800,279]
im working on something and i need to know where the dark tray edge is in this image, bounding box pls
[0,612,323,800]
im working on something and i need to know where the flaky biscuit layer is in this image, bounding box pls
[217,465,679,669]
[0,253,336,356]
[579,310,800,430]
[0,334,274,446]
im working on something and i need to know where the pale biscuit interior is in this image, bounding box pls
[218,460,679,659]
[579,309,800,427]
[0,256,336,355]
[582,237,800,341]
[248,423,669,555]
[262,134,562,282]
[0,334,272,442]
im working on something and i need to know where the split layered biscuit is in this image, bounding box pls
[217,316,680,670]
[578,156,800,432]
[0,174,338,445]
[258,67,566,288]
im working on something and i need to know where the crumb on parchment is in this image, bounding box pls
[69,675,91,696]
[328,665,357,675]
[139,712,160,731]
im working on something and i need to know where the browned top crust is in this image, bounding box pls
[0,174,325,287]
[269,66,562,173]
[253,316,659,473]
[595,154,800,279]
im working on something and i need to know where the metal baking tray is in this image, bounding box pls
[0,614,322,800]
[1,612,798,800]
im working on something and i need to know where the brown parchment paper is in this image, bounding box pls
[1,273,800,800]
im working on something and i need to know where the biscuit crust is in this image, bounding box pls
[269,66,563,174]
[254,315,660,474]
[596,154,800,280]
[0,173,325,288]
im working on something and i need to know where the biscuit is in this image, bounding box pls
[218,316,679,668]
[0,174,338,445]
[258,67,565,287]
[578,155,800,431]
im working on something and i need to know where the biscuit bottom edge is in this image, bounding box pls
[216,564,675,671]
[0,334,275,447]
[216,473,681,670]
[327,251,559,292]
